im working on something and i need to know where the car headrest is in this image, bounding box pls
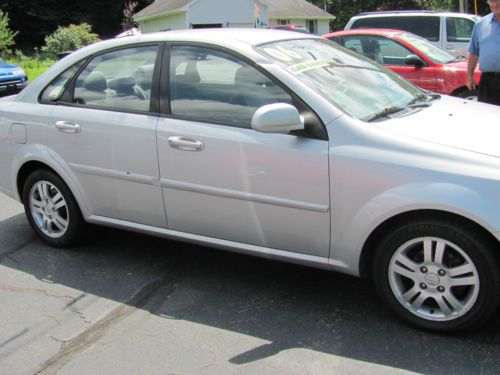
[83,71,107,92]
[135,64,154,88]
[108,75,136,94]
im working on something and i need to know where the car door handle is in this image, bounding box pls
[55,121,81,133]
[168,136,204,151]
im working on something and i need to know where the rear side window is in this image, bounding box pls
[446,17,475,42]
[351,16,440,41]
[72,45,158,112]
[40,62,84,102]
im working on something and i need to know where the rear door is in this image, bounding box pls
[45,44,166,227]
[444,16,477,56]
[156,44,330,257]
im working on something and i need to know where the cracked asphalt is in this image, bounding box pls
[1,192,500,375]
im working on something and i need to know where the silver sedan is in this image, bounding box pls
[1,29,500,332]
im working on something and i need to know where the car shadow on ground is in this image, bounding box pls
[1,213,499,375]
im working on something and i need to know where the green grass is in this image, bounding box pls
[4,57,55,82]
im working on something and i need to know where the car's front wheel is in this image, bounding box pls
[373,219,500,332]
[22,169,84,247]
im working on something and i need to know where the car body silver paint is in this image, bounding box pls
[156,117,330,257]
[1,29,500,278]
[85,214,343,271]
[47,105,166,228]
[326,96,500,273]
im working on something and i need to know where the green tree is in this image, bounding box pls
[42,23,99,58]
[122,0,139,30]
[0,9,18,54]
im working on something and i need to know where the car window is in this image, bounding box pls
[397,33,455,64]
[71,45,158,112]
[352,16,440,42]
[257,38,422,121]
[169,45,293,127]
[340,35,412,65]
[446,17,475,42]
[40,62,84,102]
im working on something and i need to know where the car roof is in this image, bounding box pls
[353,11,478,18]
[324,29,406,39]
[60,28,317,68]
[83,28,314,53]
[16,28,320,103]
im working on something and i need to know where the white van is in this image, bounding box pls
[344,11,480,57]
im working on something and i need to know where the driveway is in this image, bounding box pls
[1,192,499,375]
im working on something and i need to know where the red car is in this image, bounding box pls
[323,29,481,99]
[268,24,310,33]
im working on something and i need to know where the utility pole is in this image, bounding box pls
[459,0,465,12]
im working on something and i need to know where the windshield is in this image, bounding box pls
[397,33,457,63]
[256,38,424,121]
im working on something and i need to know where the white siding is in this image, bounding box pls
[317,21,330,35]
[138,0,331,33]
[188,0,268,28]
[141,12,187,33]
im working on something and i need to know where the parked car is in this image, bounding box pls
[2,29,500,332]
[267,24,310,33]
[344,11,480,57]
[324,29,481,99]
[0,60,28,95]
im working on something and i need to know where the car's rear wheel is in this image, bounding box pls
[373,219,500,332]
[22,169,84,247]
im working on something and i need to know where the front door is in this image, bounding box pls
[342,34,437,92]
[156,45,330,257]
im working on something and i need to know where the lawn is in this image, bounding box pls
[5,57,55,82]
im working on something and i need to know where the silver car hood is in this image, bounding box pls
[375,96,500,158]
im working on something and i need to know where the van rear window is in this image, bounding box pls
[351,16,440,41]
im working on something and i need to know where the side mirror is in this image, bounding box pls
[251,103,304,134]
[405,54,425,67]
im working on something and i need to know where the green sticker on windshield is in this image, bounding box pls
[288,60,330,74]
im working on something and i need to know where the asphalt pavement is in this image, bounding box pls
[1,191,499,375]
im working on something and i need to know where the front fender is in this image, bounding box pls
[330,181,500,276]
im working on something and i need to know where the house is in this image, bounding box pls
[134,0,335,35]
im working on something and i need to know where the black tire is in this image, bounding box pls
[457,89,478,101]
[372,219,500,332]
[22,169,84,247]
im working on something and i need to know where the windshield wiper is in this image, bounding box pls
[366,94,435,122]
[365,106,407,122]
[406,93,438,107]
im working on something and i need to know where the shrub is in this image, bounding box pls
[42,23,99,58]
[0,9,18,54]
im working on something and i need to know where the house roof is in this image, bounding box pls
[267,0,334,20]
[134,0,192,21]
[135,0,334,22]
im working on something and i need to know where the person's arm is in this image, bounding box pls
[466,53,479,90]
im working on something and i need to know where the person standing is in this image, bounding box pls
[467,0,500,105]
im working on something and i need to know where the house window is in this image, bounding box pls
[277,19,289,25]
[306,20,317,34]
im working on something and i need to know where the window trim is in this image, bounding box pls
[39,42,163,117]
[160,41,328,141]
